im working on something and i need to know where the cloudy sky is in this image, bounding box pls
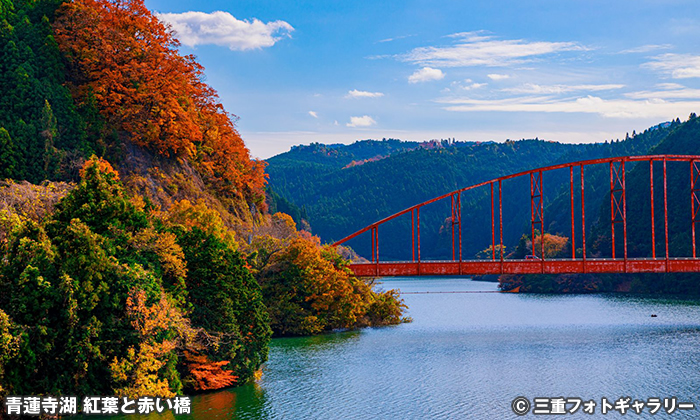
[145,0,700,159]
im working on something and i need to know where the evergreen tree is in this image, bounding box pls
[0,128,16,178]
[174,224,271,381]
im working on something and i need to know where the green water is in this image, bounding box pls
[120,277,700,419]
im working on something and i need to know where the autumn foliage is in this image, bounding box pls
[507,231,569,259]
[531,232,569,258]
[111,289,189,398]
[182,352,238,391]
[79,156,120,181]
[53,0,266,203]
[257,226,408,336]
[0,158,270,397]
[0,0,410,402]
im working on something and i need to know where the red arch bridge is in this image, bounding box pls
[333,155,700,277]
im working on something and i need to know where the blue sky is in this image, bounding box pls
[144,0,700,159]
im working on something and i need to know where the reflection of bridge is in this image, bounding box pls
[333,155,700,277]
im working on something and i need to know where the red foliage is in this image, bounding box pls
[183,351,238,391]
[53,0,266,202]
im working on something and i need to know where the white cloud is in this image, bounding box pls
[377,34,414,43]
[445,31,492,42]
[644,54,700,78]
[465,83,487,90]
[346,89,385,98]
[502,83,624,94]
[454,82,486,90]
[656,83,685,90]
[156,11,294,50]
[408,67,445,83]
[346,115,377,127]
[308,111,318,118]
[487,73,510,80]
[620,44,673,54]
[440,95,700,119]
[402,33,586,68]
[625,87,700,100]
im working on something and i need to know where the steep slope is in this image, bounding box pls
[0,0,274,395]
[0,0,91,183]
[0,0,267,229]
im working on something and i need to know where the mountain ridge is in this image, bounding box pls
[266,120,681,261]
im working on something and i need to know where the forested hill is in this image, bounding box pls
[270,139,423,169]
[0,0,266,226]
[0,0,409,399]
[500,115,700,294]
[266,122,679,261]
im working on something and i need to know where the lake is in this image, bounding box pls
[135,277,700,419]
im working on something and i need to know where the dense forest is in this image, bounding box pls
[500,115,700,294]
[267,119,700,296]
[266,124,676,262]
[0,0,407,399]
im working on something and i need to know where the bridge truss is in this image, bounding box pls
[333,155,700,277]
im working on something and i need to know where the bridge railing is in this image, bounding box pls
[333,155,700,276]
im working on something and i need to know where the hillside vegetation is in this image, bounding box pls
[267,126,675,261]
[0,0,407,398]
[1,0,265,225]
[497,116,700,294]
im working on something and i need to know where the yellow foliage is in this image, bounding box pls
[110,289,197,398]
[165,199,237,248]
[129,228,187,280]
[110,344,174,399]
[531,233,569,258]
[288,237,370,328]
[0,180,73,224]
[0,309,20,394]
[127,194,148,213]
[271,212,296,237]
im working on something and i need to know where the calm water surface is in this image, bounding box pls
[142,277,700,419]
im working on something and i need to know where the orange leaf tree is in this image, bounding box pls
[259,233,407,336]
[181,351,238,391]
[53,0,266,204]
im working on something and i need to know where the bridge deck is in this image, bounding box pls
[349,258,700,277]
[336,155,700,277]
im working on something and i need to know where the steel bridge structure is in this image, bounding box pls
[333,155,700,277]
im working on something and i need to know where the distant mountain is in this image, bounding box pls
[266,125,677,261]
[591,114,700,260]
[499,115,700,294]
[275,139,421,169]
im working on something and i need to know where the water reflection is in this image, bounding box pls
[84,278,700,419]
[216,383,267,420]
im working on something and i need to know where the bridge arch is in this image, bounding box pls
[333,155,700,277]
